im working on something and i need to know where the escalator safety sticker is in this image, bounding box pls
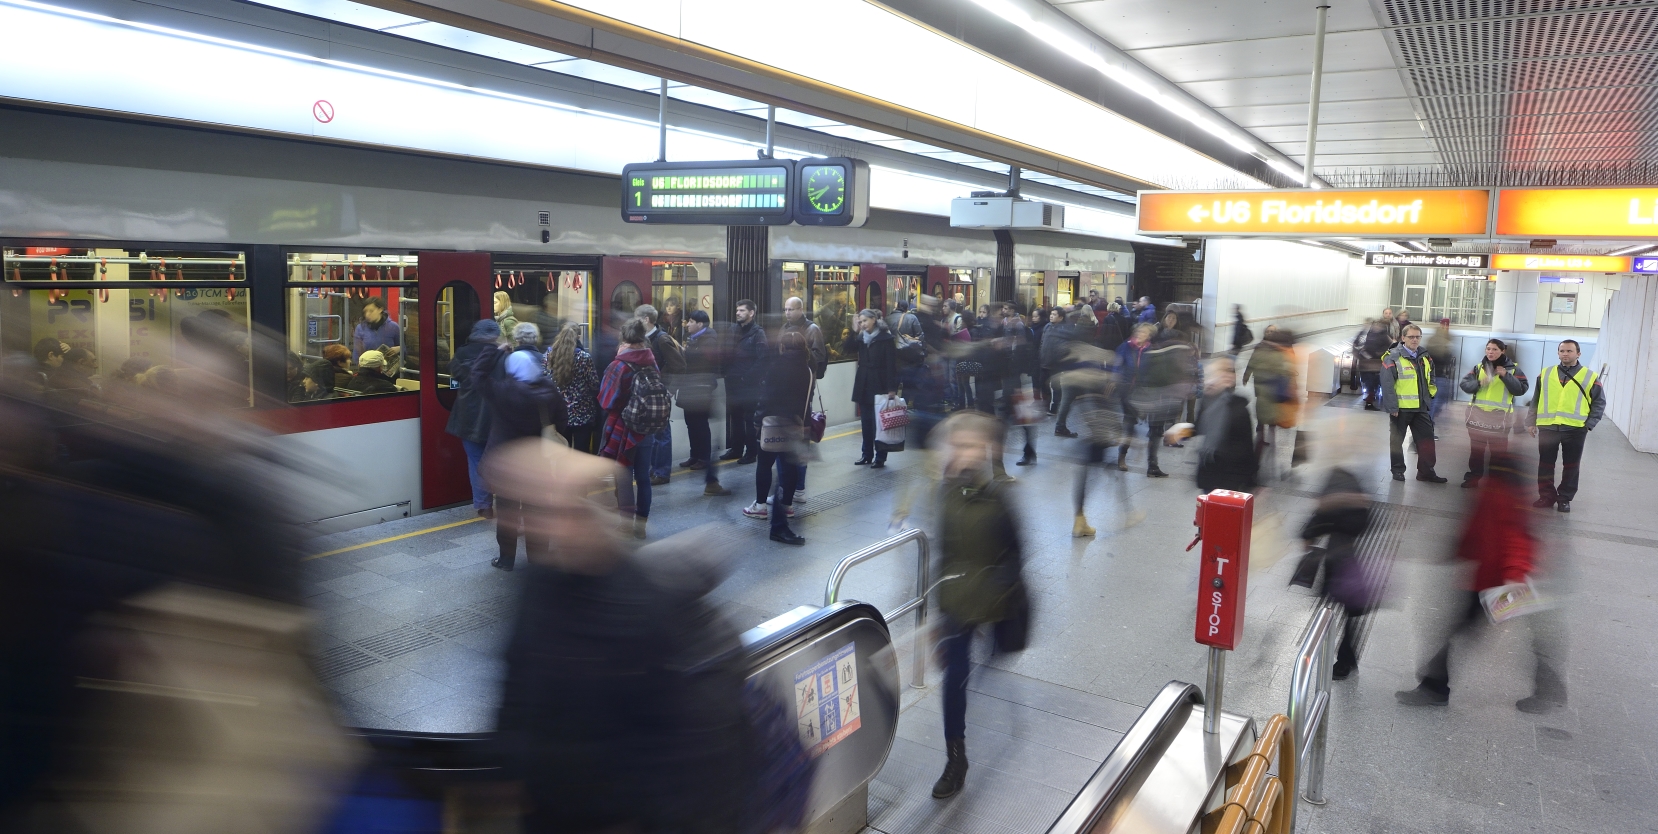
[794,642,861,757]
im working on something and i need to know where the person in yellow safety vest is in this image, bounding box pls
[1526,339,1605,513]
[1458,338,1529,488]
[1379,324,1448,483]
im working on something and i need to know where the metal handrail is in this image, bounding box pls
[1287,603,1338,825]
[824,528,931,688]
[1213,713,1296,834]
[1045,682,1203,834]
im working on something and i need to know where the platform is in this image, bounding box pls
[303,396,1658,833]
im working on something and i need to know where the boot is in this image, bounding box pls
[1073,513,1096,538]
[931,740,968,799]
[632,516,648,540]
[1517,663,1567,714]
[1115,446,1129,472]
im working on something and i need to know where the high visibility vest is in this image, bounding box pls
[1387,349,1435,409]
[1535,365,1598,428]
[1471,366,1516,413]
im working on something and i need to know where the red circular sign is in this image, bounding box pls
[312,99,335,123]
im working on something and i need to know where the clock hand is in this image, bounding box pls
[809,186,831,201]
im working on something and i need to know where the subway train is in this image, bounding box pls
[1,104,1135,532]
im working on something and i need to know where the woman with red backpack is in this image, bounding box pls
[599,317,668,539]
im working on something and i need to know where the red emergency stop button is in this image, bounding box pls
[1194,490,1254,651]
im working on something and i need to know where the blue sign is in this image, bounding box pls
[1634,256,1658,274]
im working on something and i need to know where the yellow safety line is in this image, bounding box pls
[303,428,861,561]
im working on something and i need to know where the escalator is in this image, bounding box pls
[330,600,902,834]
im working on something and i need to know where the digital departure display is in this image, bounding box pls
[622,161,793,225]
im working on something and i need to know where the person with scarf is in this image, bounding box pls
[844,309,899,468]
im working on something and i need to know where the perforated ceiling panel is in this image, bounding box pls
[1380,0,1658,181]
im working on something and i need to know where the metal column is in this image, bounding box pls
[1303,4,1330,186]
[657,78,668,162]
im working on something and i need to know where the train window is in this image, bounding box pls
[434,282,481,410]
[807,263,859,363]
[284,253,418,403]
[1016,270,1044,316]
[865,282,881,312]
[650,261,712,344]
[492,268,593,349]
[1,246,253,409]
[609,280,641,326]
[946,268,978,312]
[781,262,806,306]
[886,273,921,311]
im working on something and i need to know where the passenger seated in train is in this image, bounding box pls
[352,296,401,364]
[343,349,398,395]
[285,351,327,401]
[321,343,354,391]
[31,337,68,390]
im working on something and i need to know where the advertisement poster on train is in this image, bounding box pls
[793,642,861,758]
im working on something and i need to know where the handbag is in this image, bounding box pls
[807,384,827,443]
[993,581,1030,653]
[1466,408,1511,434]
[1012,387,1044,425]
[760,416,805,453]
[1480,577,1552,624]
[878,396,910,431]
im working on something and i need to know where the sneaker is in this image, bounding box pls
[649,474,671,486]
[1531,496,1556,509]
[1054,427,1078,438]
[1392,473,1406,481]
[742,502,768,519]
[1556,501,1571,513]
[770,529,806,546]
[703,482,732,496]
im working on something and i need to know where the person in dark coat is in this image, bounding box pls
[930,410,1027,800]
[742,331,814,545]
[720,299,767,464]
[1294,465,1373,680]
[342,349,399,395]
[843,308,899,468]
[474,323,566,570]
[484,440,751,834]
[446,319,501,518]
[677,310,730,495]
[1186,356,1258,493]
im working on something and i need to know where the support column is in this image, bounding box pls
[993,230,1014,304]
[726,225,769,319]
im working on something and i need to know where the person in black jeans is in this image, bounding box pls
[474,324,567,570]
[720,299,767,464]
[678,310,730,496]
[743,331,813,544]
[844,309,899,468]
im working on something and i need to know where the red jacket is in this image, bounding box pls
[1457,475,1535,590]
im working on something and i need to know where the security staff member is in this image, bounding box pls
[1459,338,1528,488]
[1527,340,1604,513]
[1380,324,1447,483]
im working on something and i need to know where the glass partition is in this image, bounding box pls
[809,263,859,363]
[284,252,417,402]
[650,260,712,343]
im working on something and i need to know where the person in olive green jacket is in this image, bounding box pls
[930,411,1027,801]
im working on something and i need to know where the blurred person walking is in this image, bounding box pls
[1242,326,1299,458]
[1395,453,1567,712]
[781,296,827,498]
[844,309,899,468]
[1113,323,1157,475]
[1186,356,1258,494]
[483,439,754,833]
[930,411,1029,799]
[1380,324,1447,482]
[1527,339,1604,513]
[1459,338,1528,488]
[675,310,731,496]
[599,318,668,539]
[1425,318,1457,433]
[544,326,601,453]
[475,323,566,569]
[1067,345,1121,538]
[1294,465,1374,679]
[1229,305,1253,355]
[997,305,1040,467]
[720,299,768,465]
[742,331,813,544]
[446,318,500,518]
[1352,317,1392,410]
[635,304,686,486]
[1039,307,1071,419]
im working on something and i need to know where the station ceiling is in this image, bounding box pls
[1048,0,1658,187]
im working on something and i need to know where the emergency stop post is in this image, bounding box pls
[1189,490,1254,734]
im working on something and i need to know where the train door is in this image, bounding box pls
[1054,272,1080,307]
[417,251,490,510]
[862,263,887,313]
[600,257,651,357]
[886,271,922,311]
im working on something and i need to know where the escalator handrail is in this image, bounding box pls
[1045,681,1204,834]
[741,600,889,675]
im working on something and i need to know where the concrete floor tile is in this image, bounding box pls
[352,670,455,717]
[318,570,400,599]
[357,551,426,576]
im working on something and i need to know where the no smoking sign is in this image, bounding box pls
[312,99,335,123]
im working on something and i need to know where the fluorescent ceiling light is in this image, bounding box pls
[1267,159,1304,181]
[1605,243,1655,257]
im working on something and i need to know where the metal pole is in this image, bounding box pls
[1303,4,1330,187]
[1007,165,1021,197]
[1305,614,1336,804]
[1203,646,1225,734]
[657,78,668,162]
[763,105,775,159]
[912,534,929,689]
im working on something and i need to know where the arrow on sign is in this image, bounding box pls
[1187,204,1210,222]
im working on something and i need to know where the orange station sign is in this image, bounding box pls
[1137,189,1491,237]
[1488,253,1631,273]
[1496,188,1658,238]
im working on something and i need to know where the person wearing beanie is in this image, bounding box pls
[343,349,399,395]
[447,318,503,517]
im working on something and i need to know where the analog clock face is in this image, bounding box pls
[805,166,846,214]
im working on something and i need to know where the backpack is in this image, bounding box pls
[652,330,688,376]
[621,363,672,434]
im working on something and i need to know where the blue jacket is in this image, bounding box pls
[1136,304,1158,324]
[1114,340,1149,387]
